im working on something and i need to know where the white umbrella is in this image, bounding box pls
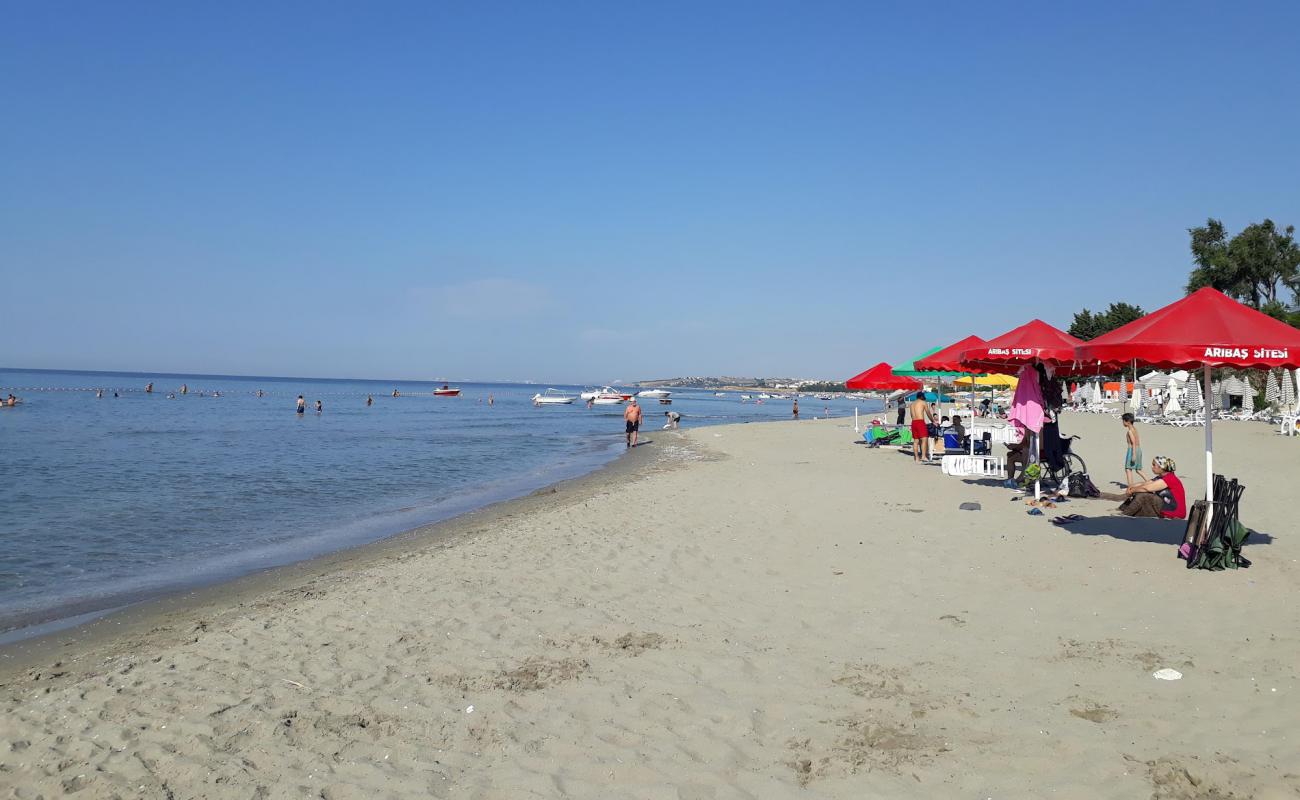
[1283,369,1297,412]
[1243,384,1255,414]
[1131,380,1144,413]
[1265,370,1281,408]
[1092,381,1103,405]
[1164,391,1183,415]
[1182,380,1203,412]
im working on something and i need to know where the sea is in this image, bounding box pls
[0,369,881,643]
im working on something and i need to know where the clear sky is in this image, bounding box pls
[3,2,1299,383]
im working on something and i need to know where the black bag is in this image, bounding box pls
[1068,472,1100,498]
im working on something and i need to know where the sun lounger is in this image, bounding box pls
[941,454,1007,478]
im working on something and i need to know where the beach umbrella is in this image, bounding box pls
[959,319,1088,376]
[1117,379,1129,406]
[952,373,1018,388]
[846,363,923,392]
[1164,391,1182,415]
[1075,287,1300,521]
[1132,380,1145,413]
[1182,380,1203,412]
[1243,384,1255,414]
[907,335,988,453]
[1265,371,1281,408]
[1282,369,1296,412]
[1091,381,1103,405]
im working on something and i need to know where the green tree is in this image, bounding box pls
[1068,302,1145,341]
[1186,218,1300,308]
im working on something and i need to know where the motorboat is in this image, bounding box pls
[740,394,752,400]
[592,391,626,405]
[533,389,577,406]
[581,386,633,402]
[757,393,772,399]
[433,384,461,396]
[636,389,672,399]
[714,392,727,397]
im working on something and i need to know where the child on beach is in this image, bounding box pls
[1122,412,1146,487]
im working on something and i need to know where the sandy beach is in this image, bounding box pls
[2,412,1298,799]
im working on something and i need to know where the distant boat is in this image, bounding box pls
[592,391,625,405]
[815,394,834,401]
[636,389,672,399]
[581,386,633,402]
[714,392,726,397]
[757,393,772,399]
[533,389,577,406]
[740,394,751,400]
[433,385,461,397]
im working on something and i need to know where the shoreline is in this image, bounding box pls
[0,430,668,676]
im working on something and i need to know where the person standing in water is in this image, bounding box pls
[181,383,188,395]
[792,397,799,420]
[488,394,494,407]
[296,395,306,414]
[145,382,153,394]
[315,400,323,414]
[624,398,643,447]
[366,395,373,407]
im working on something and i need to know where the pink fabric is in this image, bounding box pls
[1008,364,1045,434]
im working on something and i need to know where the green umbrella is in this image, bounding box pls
[891,347,965,378]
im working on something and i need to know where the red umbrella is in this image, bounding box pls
[846,362,924,391]
[1075,288,1300,517]
[959,319,1087,375]
[1074,287,1300,371]
[913,335,986,373]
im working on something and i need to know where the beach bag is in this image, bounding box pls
[1067,472,1100,498]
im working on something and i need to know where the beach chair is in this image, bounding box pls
[1180,475,1250,570]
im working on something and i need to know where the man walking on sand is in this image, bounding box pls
[624,397,643,447]
[909,391,934,462]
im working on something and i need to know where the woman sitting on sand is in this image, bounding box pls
[1118,456,1186,519]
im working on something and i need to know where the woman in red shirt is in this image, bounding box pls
[1119,456,1186,519]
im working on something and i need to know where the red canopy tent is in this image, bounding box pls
[958,320,1085,499]
[913,335,986,373]
[1075,287,1300,516]
[845,362,923,391]
[915,335,987,455]
[958,319,1087,375]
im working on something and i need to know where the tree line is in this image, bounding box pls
[1070,217,1300,341]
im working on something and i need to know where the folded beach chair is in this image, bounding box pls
[1180,475,1250,570]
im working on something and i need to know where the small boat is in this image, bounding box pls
[582,386,632,402]
[757,393,772,399]
[714,392,726,397]
[658,398,672,405]
[434,384,461,397]
[740,394,752,400]
[533,389,577,406]
[636,389,672,399]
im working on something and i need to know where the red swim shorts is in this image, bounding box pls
[910,419,928,439]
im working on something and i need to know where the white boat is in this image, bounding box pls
[581,386,632,401]
[592,395,624,405]
[532,389,577,406]
[636,389,672,399]
[757,393,772,399]
[714,392,726,397]
[740,394,752,400]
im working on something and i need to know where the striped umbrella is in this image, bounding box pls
[1265,370,1281,408]
[1132,380,1145,413]
[1283,369,1297,412]
[1117,379,1128,406]
[1243,383,1255,414]
[1182,379,1203,412]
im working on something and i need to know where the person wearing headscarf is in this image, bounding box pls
[1118,456,1186,519]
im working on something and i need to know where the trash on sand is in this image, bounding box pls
[465,705,475,713]
[959,502,981,511]
[1153,669,1183,681]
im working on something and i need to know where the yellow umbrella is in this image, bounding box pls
[953,373,1018,388]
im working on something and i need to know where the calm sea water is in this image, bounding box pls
[0,369,879,640]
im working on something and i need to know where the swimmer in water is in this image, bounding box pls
[315,400,323,413]
[367,395,373,407]
[296,395,306,414]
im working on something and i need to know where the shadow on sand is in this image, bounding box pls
[1056,515,1274,546]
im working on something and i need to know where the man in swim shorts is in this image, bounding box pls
[909,392,934,462]
[624,398,643,447]
[296,395,306,414]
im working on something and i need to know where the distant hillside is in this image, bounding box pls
[635,376,831,390]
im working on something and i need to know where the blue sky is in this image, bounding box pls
[3,2,1299,383]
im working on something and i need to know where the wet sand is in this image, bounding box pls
[2,413,1298,798]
